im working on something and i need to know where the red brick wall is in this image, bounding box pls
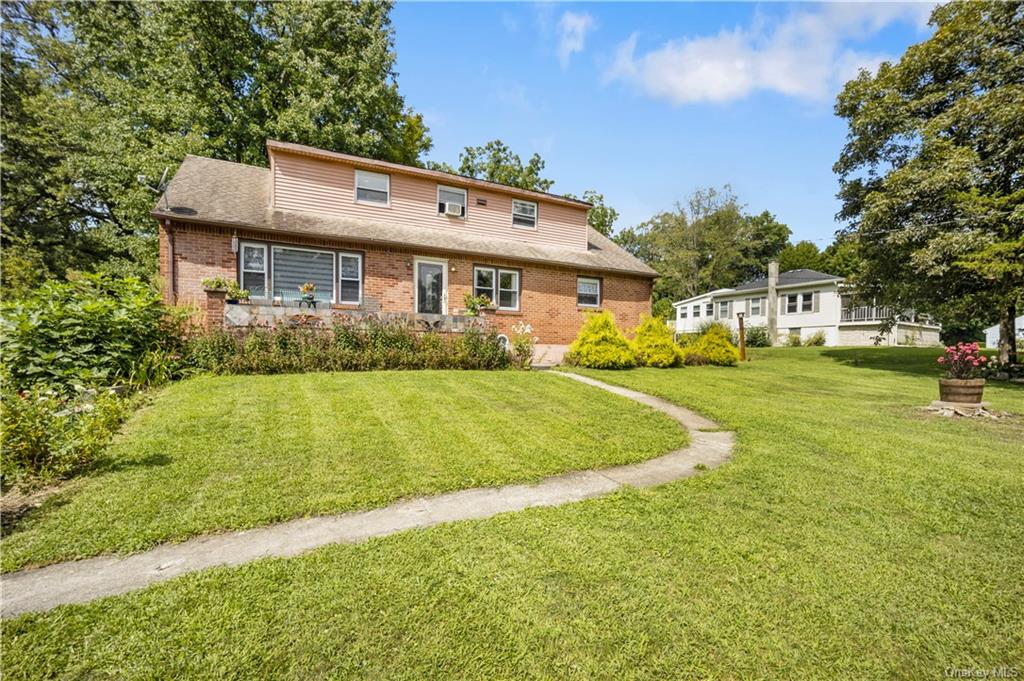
[160,221,653,344]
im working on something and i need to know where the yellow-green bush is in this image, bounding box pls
[632,315,682,368]
[565,311,636,369]
[679,324,740,367]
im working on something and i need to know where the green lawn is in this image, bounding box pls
[0,371,685,572]
[4,349,1023,679]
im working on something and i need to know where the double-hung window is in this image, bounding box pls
[355,169,390,205]
[438,185,467,218]
[512,199,537,229]
[692,304,700,318]
[577,277,600,307]
[240,243,268,298]
[272,245,335,303]
[338,253,363,304]
[718,301,730,319]
[473,266,520,310]
[786,292,813,313]
[679,307,688,319]
[705,302,714,317]
[750,297,763,316]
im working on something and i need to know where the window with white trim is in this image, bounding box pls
[473,266,520,310]
[679,307,688,319]
[272,245,334,302]
[437,185,467,218]
[473,267,495,305]
[577,277,600,307]
[498,270,519,310]
[786,292,813,314]
[750,297,763,316]
[512,199,537,229]
[240,243,267,298]
[705,302,713,317]
[692,304,700,318]
[338,253,362,304]
[355,169,390,205]
[718,301,730,319]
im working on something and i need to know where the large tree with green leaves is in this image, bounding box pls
[1,1,430,294]
[834,1,1023,363]
[614,187,792,309]
[426,139,554,192]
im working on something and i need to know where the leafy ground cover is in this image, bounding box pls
[1,371,684,572]
[4,349,1023,679]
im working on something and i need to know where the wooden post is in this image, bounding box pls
[737,312,747,362]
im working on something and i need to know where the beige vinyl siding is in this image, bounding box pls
[272,152,589,251]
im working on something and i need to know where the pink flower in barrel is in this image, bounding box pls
[937,342,988,404]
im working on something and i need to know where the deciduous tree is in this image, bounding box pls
[834,1,1023,363]
[1,1,430,293]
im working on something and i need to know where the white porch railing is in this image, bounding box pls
[840,306,894,322]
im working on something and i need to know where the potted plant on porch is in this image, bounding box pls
[225,281,250,305]
[937,342,988,404]
[298,281,317,309]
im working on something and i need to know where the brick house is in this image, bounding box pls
[154,140,656,352]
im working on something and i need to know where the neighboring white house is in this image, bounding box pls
[984,315,1023,349]
[672,267,942,347]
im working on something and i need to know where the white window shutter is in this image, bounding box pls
[813,291,820,313]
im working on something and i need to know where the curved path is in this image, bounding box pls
[1,372,733,618]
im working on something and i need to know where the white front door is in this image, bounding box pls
[415,258,448,314]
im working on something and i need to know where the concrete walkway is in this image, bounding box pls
[1,372,733,618]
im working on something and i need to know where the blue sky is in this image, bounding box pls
[391,2,935,245]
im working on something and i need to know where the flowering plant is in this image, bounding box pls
[509,321,537,369]
[298,282,317,296]
[937,342,987,379]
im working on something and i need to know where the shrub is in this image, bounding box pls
[1,385,134,484]
[184,319,512,374]
[786,333,803,347]
[803,330,827,347]
[696,319,737,344]
[632,315,682,368]
[0,274,186,391]
[743,325,772,348]
[678,324,740,367]
[565,311,636,369]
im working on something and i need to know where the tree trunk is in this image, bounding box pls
[998,300,1017,365]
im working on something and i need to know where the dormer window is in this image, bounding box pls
[438,185,467,218]
[355,169,389,206]
[512,199,537,229]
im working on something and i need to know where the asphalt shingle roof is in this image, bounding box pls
[732,268,842,291]
[152,155,657,278]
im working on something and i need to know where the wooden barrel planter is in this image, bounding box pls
[938,378,985,404]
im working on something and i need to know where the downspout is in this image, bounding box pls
[767,261,779,344]
[165,219,177,305]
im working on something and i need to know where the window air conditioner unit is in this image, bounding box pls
[444,202,463,217]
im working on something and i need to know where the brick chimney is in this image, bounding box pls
[767,261,779,343]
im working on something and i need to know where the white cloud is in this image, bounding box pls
[557,11,595,69]
[605,3,934,105]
